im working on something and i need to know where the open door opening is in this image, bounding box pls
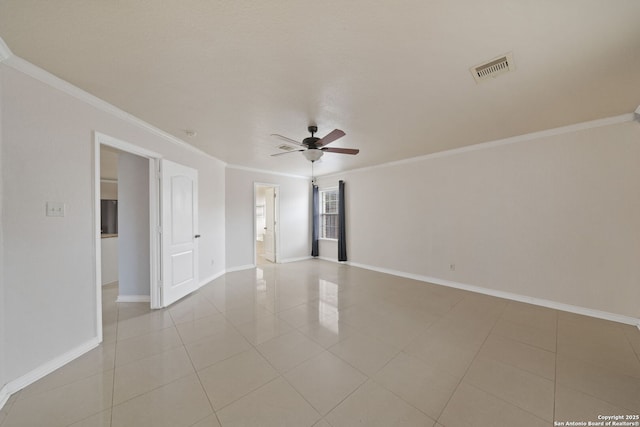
[94,132,161,342]
[95,135,203,344]
[254,183,279,265]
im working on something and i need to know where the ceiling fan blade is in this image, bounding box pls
[270,134,305,147]
[321,147,359,155]
[316,129,345,147]
[271,149,305,157]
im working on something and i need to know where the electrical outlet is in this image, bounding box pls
[46,202,65,217]
[449,264,456,271]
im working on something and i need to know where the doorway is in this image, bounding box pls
[94,132,161,342]
[254,183,279,265]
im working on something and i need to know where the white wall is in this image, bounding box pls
[226,167,310,268]
[100,237,118,285]
[117,152,150,297]
[0,60,226,391]
[316,120,640,320]
[0,64,5,395]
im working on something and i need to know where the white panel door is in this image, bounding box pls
[264,187,276,262]
[161,159,199,307]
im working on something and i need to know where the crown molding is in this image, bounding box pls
[320,112,636,179]
[226,164,308,180]
[0,39,223,164]
[0,36,12,62]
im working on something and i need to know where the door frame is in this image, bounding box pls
[93,132,162,341]
[253,182,280,265]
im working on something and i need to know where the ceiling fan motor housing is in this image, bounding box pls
[271,126,357,158]
[304,126,320,148]
[303,136,320,148]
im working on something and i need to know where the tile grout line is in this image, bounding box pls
[2,289,121,425]
[205,279,363,423]
[346,300,450,422]
[433,299,508,424]
[109,303,199,419]
[434,302,556,425]
[622,326,640,365]
[492,314,558,352]
[553,360,640,415]
[8,263,639,426]
[172,303,225,427]
[108,297,121,427]
[243,311,325,422]
[181,291,323,424]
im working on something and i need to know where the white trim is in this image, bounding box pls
[315,258,640,326]
[227,164,307,180]
[279,256,313,264]
[0,338,100,410]
[199,270,226,288]
[116,295,151,303]
[96,132,161,159]
[94,132,162,314]
[0,385,8,411]
[225,264,255,273]
[0,36,12,62]
[2,38,634,181]
[320,113,636,179]
[149,158,161,309]
[0,52,222,163]
[253,183,281,265]
[93,139,103,343]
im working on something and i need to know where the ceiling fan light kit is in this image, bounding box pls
[303,149,324,162]
[271,125,360,162]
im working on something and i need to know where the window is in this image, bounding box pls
[320,188,339,239]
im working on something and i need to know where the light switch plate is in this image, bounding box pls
[46,202,65,217]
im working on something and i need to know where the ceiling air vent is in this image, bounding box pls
[277,144,297,152]
[470,52,514,83]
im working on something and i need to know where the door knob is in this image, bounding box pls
[194,234,201,238]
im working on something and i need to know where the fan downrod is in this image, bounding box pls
[307,125,318,136]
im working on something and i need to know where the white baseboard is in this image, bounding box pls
[116,295,150,303]
[334,260,640,326]
[279,256,313,264]
[199,270,225,288]
[225,264,255,273]
[0,337,100,410]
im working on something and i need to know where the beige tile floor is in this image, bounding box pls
[1,259,640,426]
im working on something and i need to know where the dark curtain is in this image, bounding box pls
[338,180,347,261]
[311,184,319,257]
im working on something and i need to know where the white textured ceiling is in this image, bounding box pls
[1,1,639,176]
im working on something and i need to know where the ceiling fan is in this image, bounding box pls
[271,126,359,162]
